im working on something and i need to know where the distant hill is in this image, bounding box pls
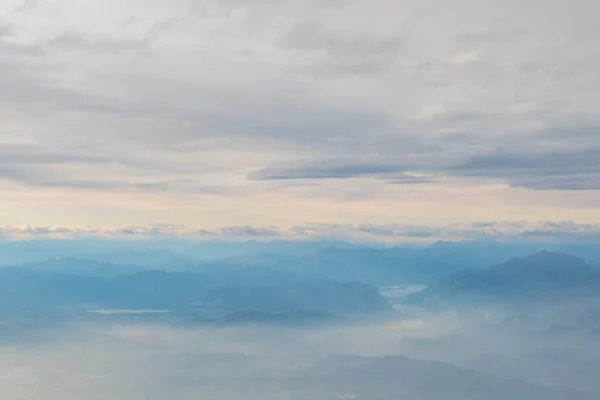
[250,242,550,286]
[81,249,194,270]
[404,251,600,308]
[290,354,600,400]
[5,238,600,287]
[12,257,146,277]
[204,280,393,315]
[0,266,394,318]
[212,310,337,326]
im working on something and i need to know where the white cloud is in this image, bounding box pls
[451,50,480,65]
[3,220,600,243]
[415,105,448,121]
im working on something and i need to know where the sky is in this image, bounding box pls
[1,0,600,235]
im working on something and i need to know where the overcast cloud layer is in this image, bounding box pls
[1,0,599,227]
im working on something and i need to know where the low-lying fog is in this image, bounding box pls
[1,306,599,399]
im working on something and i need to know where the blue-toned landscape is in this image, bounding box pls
[2,0,600,398]
[0,237,599,399]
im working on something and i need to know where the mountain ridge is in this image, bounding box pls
[404,251,600,308]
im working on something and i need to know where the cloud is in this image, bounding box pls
[0,144,122,165]
[0,22,12,38]
[44,31,152,53]
[4,220,600,243]
[451,51,480,66]
[455,28,532,43]
[510,175,600,191]
[0,143,163,191]
[276,11,405,78]
[15,0,42,12]
[278,19,403,56]
[448,142,600,190]
[1,0,600,227]
[248,160,410,180]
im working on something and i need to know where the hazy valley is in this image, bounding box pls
[0,237,599,399]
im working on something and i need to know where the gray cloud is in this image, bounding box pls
[510,175,600,191]
[44,31,152,53]
[248,160,408,180]
[0,144,126,165]
[278,19,403,56]
[453,149,598,175]
[288,58,395,78]
[0,0,600,228]
[386,173,432,185]
[16,0,42,11]
[277,17,403,77]
[0,144,153,190]
[0,23,12,38]
[455,28,532,44]
[447,142,600,190]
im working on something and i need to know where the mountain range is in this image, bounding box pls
[404,251,600,308]
[281,354,600,400]
[6,238,600,286]
[0,266,394,319]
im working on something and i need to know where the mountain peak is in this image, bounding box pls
[529,250,578,260]
[405,251,600,308]
[497,251,596,275]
